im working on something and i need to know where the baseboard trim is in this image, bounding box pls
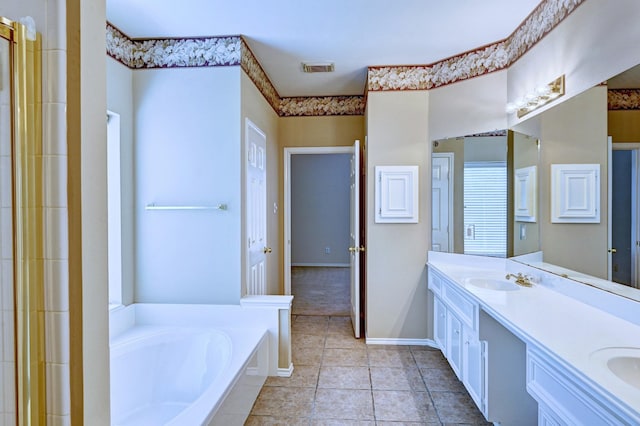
[291,263,350,268]
[365,337,439,348]
[277,363,294,377]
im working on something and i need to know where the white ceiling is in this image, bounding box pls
[106,0,543,97]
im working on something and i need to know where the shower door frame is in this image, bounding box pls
[1,16,46,425]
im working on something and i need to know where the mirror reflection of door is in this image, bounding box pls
[432,153,454,252]
[611,148,639,288]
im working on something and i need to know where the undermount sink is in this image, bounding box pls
[590,347,640,390]
[463,277,520,291]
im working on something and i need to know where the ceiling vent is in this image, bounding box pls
[302,62,335,73]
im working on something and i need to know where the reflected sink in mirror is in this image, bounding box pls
[590,347,640,391]
[463,277,520,291]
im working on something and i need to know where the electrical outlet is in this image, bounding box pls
[325,247,330,254]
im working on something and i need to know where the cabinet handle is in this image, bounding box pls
[455,330,460,335]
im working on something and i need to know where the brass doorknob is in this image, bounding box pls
[263,247,272,254]
[348,247,356,252]
[608,248,617,253]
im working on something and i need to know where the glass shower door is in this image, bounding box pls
[0,32,16,424]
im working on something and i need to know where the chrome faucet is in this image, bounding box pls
[505,272,534,287]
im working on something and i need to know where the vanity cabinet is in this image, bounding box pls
[527,348,633,426]
[446,311,463,378]
[463,327,486,411]
[433,296,447,350]
[429,268,487,415]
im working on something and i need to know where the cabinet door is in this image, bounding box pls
[434,296,447,351]
[463,327,486,415]
[538,406,563,426]
[447,313,463,379]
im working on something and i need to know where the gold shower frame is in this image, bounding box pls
[0,16,45,425]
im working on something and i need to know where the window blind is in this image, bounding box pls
[463,162,507,258]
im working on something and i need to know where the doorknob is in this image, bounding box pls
[348,247,356,253]
[263,247,272,254]
[608,248,617,253]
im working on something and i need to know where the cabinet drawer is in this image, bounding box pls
[442,280,477,330]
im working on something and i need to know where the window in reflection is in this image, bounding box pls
[463,162,507,257]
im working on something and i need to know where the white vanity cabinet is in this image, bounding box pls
[527,348,634,426]
[429,268,486,414]
[462,327,486,411]
[433,296,447,352]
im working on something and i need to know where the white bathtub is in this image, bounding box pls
[110,324,268,426]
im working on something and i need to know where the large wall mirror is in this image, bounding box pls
[431,130,540,259]
[509,63,640,303]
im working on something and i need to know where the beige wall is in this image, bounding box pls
[366,91,431,339]
[539,86,609,278]
[279,115,365,148]
[609,110,640,143]
[241,72,281,295]
[278,115,364,293]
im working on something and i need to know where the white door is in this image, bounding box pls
[432,154,453,252]
[349,140,361,338]
[246,119,268,295]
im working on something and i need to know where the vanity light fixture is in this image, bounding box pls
[506,75,565,118]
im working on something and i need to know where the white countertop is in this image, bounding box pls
[427,252,640,422]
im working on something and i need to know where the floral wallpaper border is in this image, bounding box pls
[279,96,366,117]
[608,89,640,110]
[107,0,590,115]
[106,23,242,68]
[368,0,586,92]
[240,38,281,113]
[106,23,362,116]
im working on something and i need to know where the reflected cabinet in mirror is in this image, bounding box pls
[510,63,640,302]
[431,130,540,259]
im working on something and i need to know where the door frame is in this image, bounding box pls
[610,141,640,287]
[283,146,353,295]
[431,152,455,252]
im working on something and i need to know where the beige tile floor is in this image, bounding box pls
[246,267,490,425]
